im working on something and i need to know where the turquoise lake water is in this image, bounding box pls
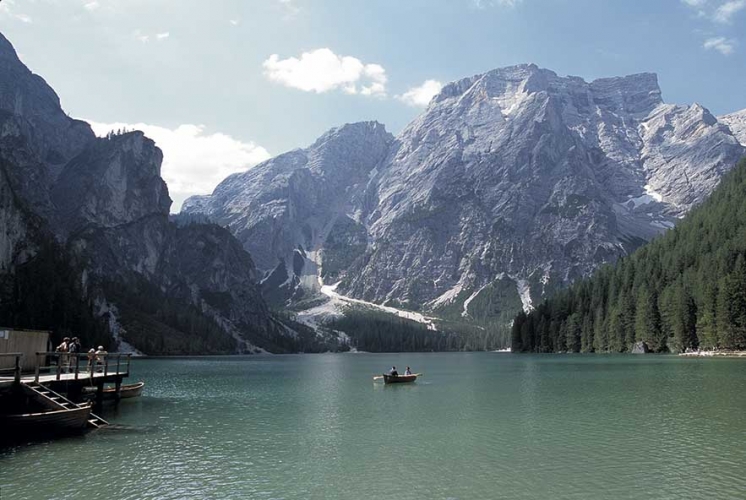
[1,353,745,499]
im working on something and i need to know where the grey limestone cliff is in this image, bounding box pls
[0,32,287,353]
[184,64,745,324]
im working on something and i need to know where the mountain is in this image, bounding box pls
[183,121,394,305]
[0,32,308,354]
[512,158,746,353]
[183,64,745,330]
[720,110,746,145]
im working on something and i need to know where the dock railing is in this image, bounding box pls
[34,352,132,383]
[0,352,23,383]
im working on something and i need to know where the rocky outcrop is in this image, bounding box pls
[183,121,394,304]
[185,64,745,324]
[0,32,291,353]
[720,110,746,145]
[631,341,649,354]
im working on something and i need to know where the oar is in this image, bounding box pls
[373,375,384,380]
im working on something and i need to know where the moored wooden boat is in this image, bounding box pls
[103,381,144,399]
[382,373,418,384]
[1,404,92,432]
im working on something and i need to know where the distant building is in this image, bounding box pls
[0,329,51,372]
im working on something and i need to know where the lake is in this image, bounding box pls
[1,353,745,499]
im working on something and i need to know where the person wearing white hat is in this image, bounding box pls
[95,345,108,372]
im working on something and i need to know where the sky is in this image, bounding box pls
[1,0,745,211]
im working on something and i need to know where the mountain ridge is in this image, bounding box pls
[184,64,745,330]
[0,32,310,354]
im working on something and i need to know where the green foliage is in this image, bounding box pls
[104,278,238,355]
[325,306,509,352]
[513,158,746,353]
[0,237,111,350]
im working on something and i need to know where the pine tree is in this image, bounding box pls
[634,284,660,347]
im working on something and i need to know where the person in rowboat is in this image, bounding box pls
[389,366,398,377]
[405,367,412,375]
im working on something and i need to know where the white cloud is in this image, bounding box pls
[397,80,443,107]
[682,0,746,22]
[713,0,746,22]
[87,121,272,212]
[473,0,523,8]
[703,36,736,54]
[132,30,149,43]
[132,30,170,44]
[0,0,33,23]
[229,19,240,26]
[84,1,100,11]
[263,48,387,97]
[277,0,301,16]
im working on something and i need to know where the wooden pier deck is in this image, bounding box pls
[0,368,130,387]
[1,352,134,431]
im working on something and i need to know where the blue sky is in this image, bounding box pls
[1,0,745,209]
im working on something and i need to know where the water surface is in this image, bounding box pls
[1,353,745,499]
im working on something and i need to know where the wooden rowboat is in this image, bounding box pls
[382,373,418,384]
[103,381,144,400]
[1,404,92,432]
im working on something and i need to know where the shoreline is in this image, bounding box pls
[679,350,746,358]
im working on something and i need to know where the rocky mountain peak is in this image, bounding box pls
[0,33,93,170]
[51,131,171,233]
[720,109,746,144]
[182,64,744,326]
[589,72,662,115]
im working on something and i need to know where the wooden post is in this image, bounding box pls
[116,354,121,376]
[104,357,109,377]
[13,354,21,384]
[74,354,80,381]
[95,379,104,412]
[35,353,40,384]
[115,377,122,403]
[56,353,61,381]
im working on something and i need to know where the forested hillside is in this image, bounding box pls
[512,158,746,353]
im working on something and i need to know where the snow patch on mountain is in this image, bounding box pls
[296,280,439,331]
[516,279,533,313]
[462,283,489,318]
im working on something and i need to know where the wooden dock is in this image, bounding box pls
[0,352,133,431]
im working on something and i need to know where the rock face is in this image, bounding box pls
[0,33,287,353]
[183,121,394,304]
[631,341,650,354]
[720,110,746,145]
[184,64,745,323]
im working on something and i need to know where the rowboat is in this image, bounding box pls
[1,404,92,432]
[103,381,144,400]
[382,373,418,384]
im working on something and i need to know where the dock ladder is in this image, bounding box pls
[24,382,109,429]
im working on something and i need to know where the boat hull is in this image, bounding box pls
[103,382,144,400]
[382,374,417,384]
[1,405,92,432]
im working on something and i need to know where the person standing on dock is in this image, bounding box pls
[95,345,108,372]
[87,348,96,372]
[56,337,70,373]
[69,337,81,372]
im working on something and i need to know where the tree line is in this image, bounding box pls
[512,158,746,353]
